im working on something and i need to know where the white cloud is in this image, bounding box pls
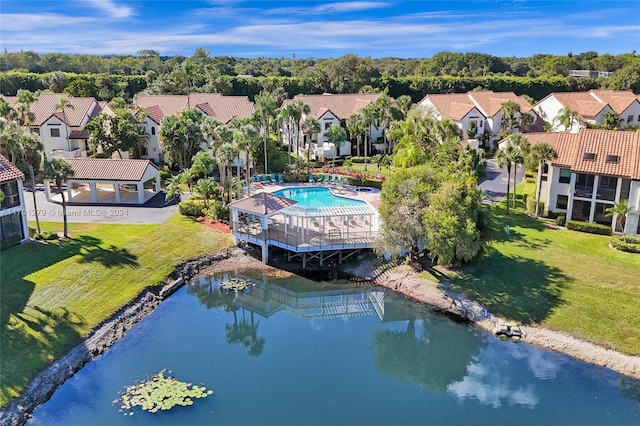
[0,13,95,31]
[83,0,134,19]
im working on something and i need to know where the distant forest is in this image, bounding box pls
[1,49,639,102]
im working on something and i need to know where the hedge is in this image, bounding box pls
[178,199,205,217]
[566,220,612,236]
[557,215,566,226]
[610,236,640,253]
[526,197,544,215]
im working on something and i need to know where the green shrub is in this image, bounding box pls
[362,178,383,189]
[350,156,366,163]
[34,230,59,241]
[526,197,544,215]
[566,220,612,236]
[524,170,536,179]
[610,236,640,253]
[547,210,560,219]
[178,199,205,217]
[525,177,535,184]
[204,200,230,223]
[557,215,566,226]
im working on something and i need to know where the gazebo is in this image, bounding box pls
[229,192,379,266]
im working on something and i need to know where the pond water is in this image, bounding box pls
[29,271,640,425]
[273,187,365,208]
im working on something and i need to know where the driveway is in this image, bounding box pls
[22,188,179,224]
[479,158,525,203]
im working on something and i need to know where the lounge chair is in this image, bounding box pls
[323,174,331,183]
[271,173,276,183]
[330,174,338,184]
[278,173,284,183]
[316,173,323,183]
[309,173,315,183]
[261,174,269,184]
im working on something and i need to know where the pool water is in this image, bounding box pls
[28,272,640,425]
[273,187,365,208]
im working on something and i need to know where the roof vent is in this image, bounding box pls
[582,152,596,161]
[605,154,619,164]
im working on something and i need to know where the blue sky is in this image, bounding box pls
[1,1,639,58]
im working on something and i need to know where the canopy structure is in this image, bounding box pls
[44,158,161,205]
[229,190,380,266]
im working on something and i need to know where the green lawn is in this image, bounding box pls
[0,215,233,408]
[449,184,640,355]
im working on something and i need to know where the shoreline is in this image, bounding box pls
[2,249,638,425]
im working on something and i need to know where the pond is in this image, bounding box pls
[29,271,640,425]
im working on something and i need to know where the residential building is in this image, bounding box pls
[134,94,255,163]
[418,90,536,147]
[0,154,29,246]
[291,93,382,156]
[6,93,104,159]
[533,90,640,132]
[537,129,640,236]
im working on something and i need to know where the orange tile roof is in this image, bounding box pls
[545,92,609,119]
[0,154,25,183]
[135,93,254,124]
[420,93,476,121]
[521,132,562,148]
[292,93,380,120]
[229,192,297,215]
[467,90,532,117]
[589,90,639,114]
[553,129,640,179]
[7,93,100,126]
[63,158,159,181]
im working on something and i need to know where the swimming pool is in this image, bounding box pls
[273,187,365,209]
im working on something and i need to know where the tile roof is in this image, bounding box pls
[135,93,254,124]
[543,92,609,119]
[467,90,532,117]
[553,129,640,179]
[589,90,640,114]
[229,192,298,215]
[68,130,89,139]
[292,93,380,120]
[521,132,562,148]
[0,154,25,183]
[420,93,476,121]
[7,93,100,126]
[63,158,159,181]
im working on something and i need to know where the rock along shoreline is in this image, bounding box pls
[2,249,639,425]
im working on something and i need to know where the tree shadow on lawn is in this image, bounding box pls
[0,304,84,407]
[450,249,570,324]
[77,244,138,268]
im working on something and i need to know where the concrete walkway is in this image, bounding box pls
[22,188,179,224]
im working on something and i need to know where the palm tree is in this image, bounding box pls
[164,174,184,202]
[279,99,309,167]
[516,111,534,133]
[53,96,74,151]
[495,141,518,215]
[508,133,529,209]
[346,112,365,158]
[254,90,279,175]
[605,200,630,239]
[42,158,74,238]
[554,106,580,132]
[360,104,378,171]
[215,142,237,203]
[324,124,347,167]
[500,100,520,135]
[302,116,320,176]
[19,129,44,233]
[602,111,621,130]
[527,142,557,218]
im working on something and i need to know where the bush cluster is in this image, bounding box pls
[525,197,544,215]
[204,200,229,223]
[178,199,205,217]
[566,220,612,235]
[557,215,566,226]
[34,230,59,241]
[610,235,640,253]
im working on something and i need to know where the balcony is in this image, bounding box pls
[574,185,594,199]
[596,188,616,201]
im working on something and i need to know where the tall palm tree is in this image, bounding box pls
[279,99,309,167]
[254,90,279,175]
[360,104,377,171]
[215,142,238,204]
[527,142,557,218]
[516,111,534,133]
[302,116,320,176]
[500,100,520,135]
[324,124,347,167]
[53,96,74,151]
[42,158,74,238]
[346,112,365,158]
[495,141,518,215]
[605,200,630,239]
[19,129,44,233]
[508,133,529,209]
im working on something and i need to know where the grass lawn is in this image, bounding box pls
[449,183,640,356]
[341,162,391,178]
[0,215,233,408]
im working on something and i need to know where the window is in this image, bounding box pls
[0,181,20,209]
[559,168,571,184]
[627,115,633,123]
[605,154,619,164]
[32,128,40,135]
[582,152,596,161]
[556,195,568,210]
[541,163,549,181]
[324,122,332,130]
[151,127,156,135]
[479,121,483,128]
[50,128,60,137]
